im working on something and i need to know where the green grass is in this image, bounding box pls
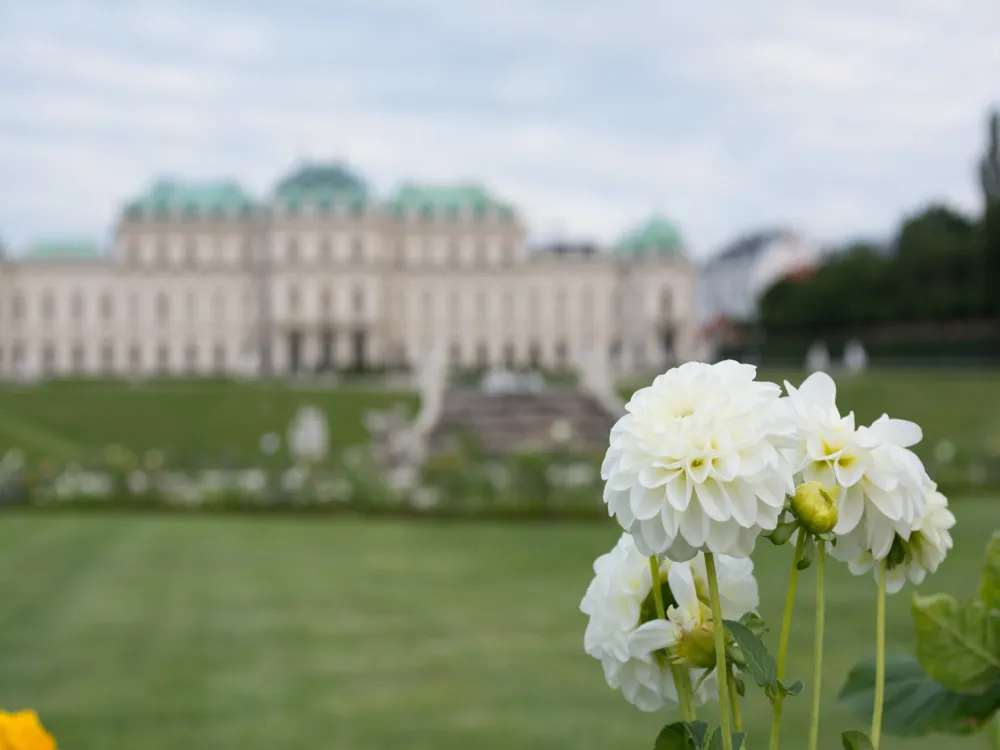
[1,498,997,749]
[0,380,419,465]
[2,369,999,469]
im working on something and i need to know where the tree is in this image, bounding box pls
[982,110,1000,313]
[979,110,1000,207]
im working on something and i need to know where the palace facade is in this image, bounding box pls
[0,164,697,378]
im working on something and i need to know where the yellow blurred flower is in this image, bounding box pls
[0,710,57,750]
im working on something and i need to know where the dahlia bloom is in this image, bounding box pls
[601,361,795,560]
[781,372,928,560]
[832,486,955,594]
[580,533,758,711]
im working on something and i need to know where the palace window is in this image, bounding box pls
[41,343,56,374]
[288,285,300,315]
[184,238,198,266]
[156,292,169,323]
[351,237,365,263]
[287,237,299,264]
[213,290,225,321]
[185,344,198,372]
[101,342,114,373]
[556,340,569,367]
[352,286,365,315]
[101,292,114,320]
[156,344,170,373]
[660,287,674,318]
[71,343,85,373]
[475,343,489,368]
[213,344,226,373]
[71,292,84,320]
[41,291,55,321]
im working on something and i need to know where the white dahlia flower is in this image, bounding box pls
[580,533,759,711]
[601,361,795,560]
[781,372,927,559]
[832,486,955,594]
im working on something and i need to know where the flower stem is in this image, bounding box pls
[808,540,826,750]
[769,531,807,750]
[872,558,887,750]
[650,556,696,722]
[705,552,733,750]
[727,664,743,732]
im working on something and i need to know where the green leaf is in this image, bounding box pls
[980,531,1000,611]
[733,673,746,697]
[706,729,746,750]
[684,722,709,749]
[654,722,690,750]
[654,721,709,750]
[724,619,777,689]
[838,653,1000,736]
[841,730,874,750]
[913,593,1000,693]
[778,678,804,697]
[738,611,768,636]
[765,520,798,546]
[797,533,816,571]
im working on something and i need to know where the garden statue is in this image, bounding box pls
[287,405,330,463]
[843,339,868,375]
[805,340,830,373]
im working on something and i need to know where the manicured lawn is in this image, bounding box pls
[0,380,418,465]
[1,497,997,749]
[2,369,999,469]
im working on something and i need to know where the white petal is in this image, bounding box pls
[628,620,680,658]
[630,483,665,521]
[834,484,864,535]
[866,511,896,560]
[666,475,693,511]
[869,415,922,448]
[866,484,904,522]
[694,479,732,522]
[728,480,759,527]
[639,464,676,489]
[638,517,672,556]
[797,371,838,411]
[706,519,741,556]
[833,455,866,488]
[667,562,699,612]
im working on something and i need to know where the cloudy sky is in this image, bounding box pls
[1,0,998,257]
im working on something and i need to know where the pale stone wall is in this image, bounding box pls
[1,210,697,379]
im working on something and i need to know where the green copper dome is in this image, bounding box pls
[125,180,256,218]
[275,163,370,213]
[24,239,103,260]
[385,184,514,219]
[615,217,685,256]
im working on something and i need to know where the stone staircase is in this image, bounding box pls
[427,387,620,455]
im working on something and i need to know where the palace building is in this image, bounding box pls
[0,164,697,378]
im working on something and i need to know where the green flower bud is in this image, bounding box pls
[673,622,718,669]
[790,481,839,535]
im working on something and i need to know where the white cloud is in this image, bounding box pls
[0,0,997,258]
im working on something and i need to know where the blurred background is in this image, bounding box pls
[0,1,999,748]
